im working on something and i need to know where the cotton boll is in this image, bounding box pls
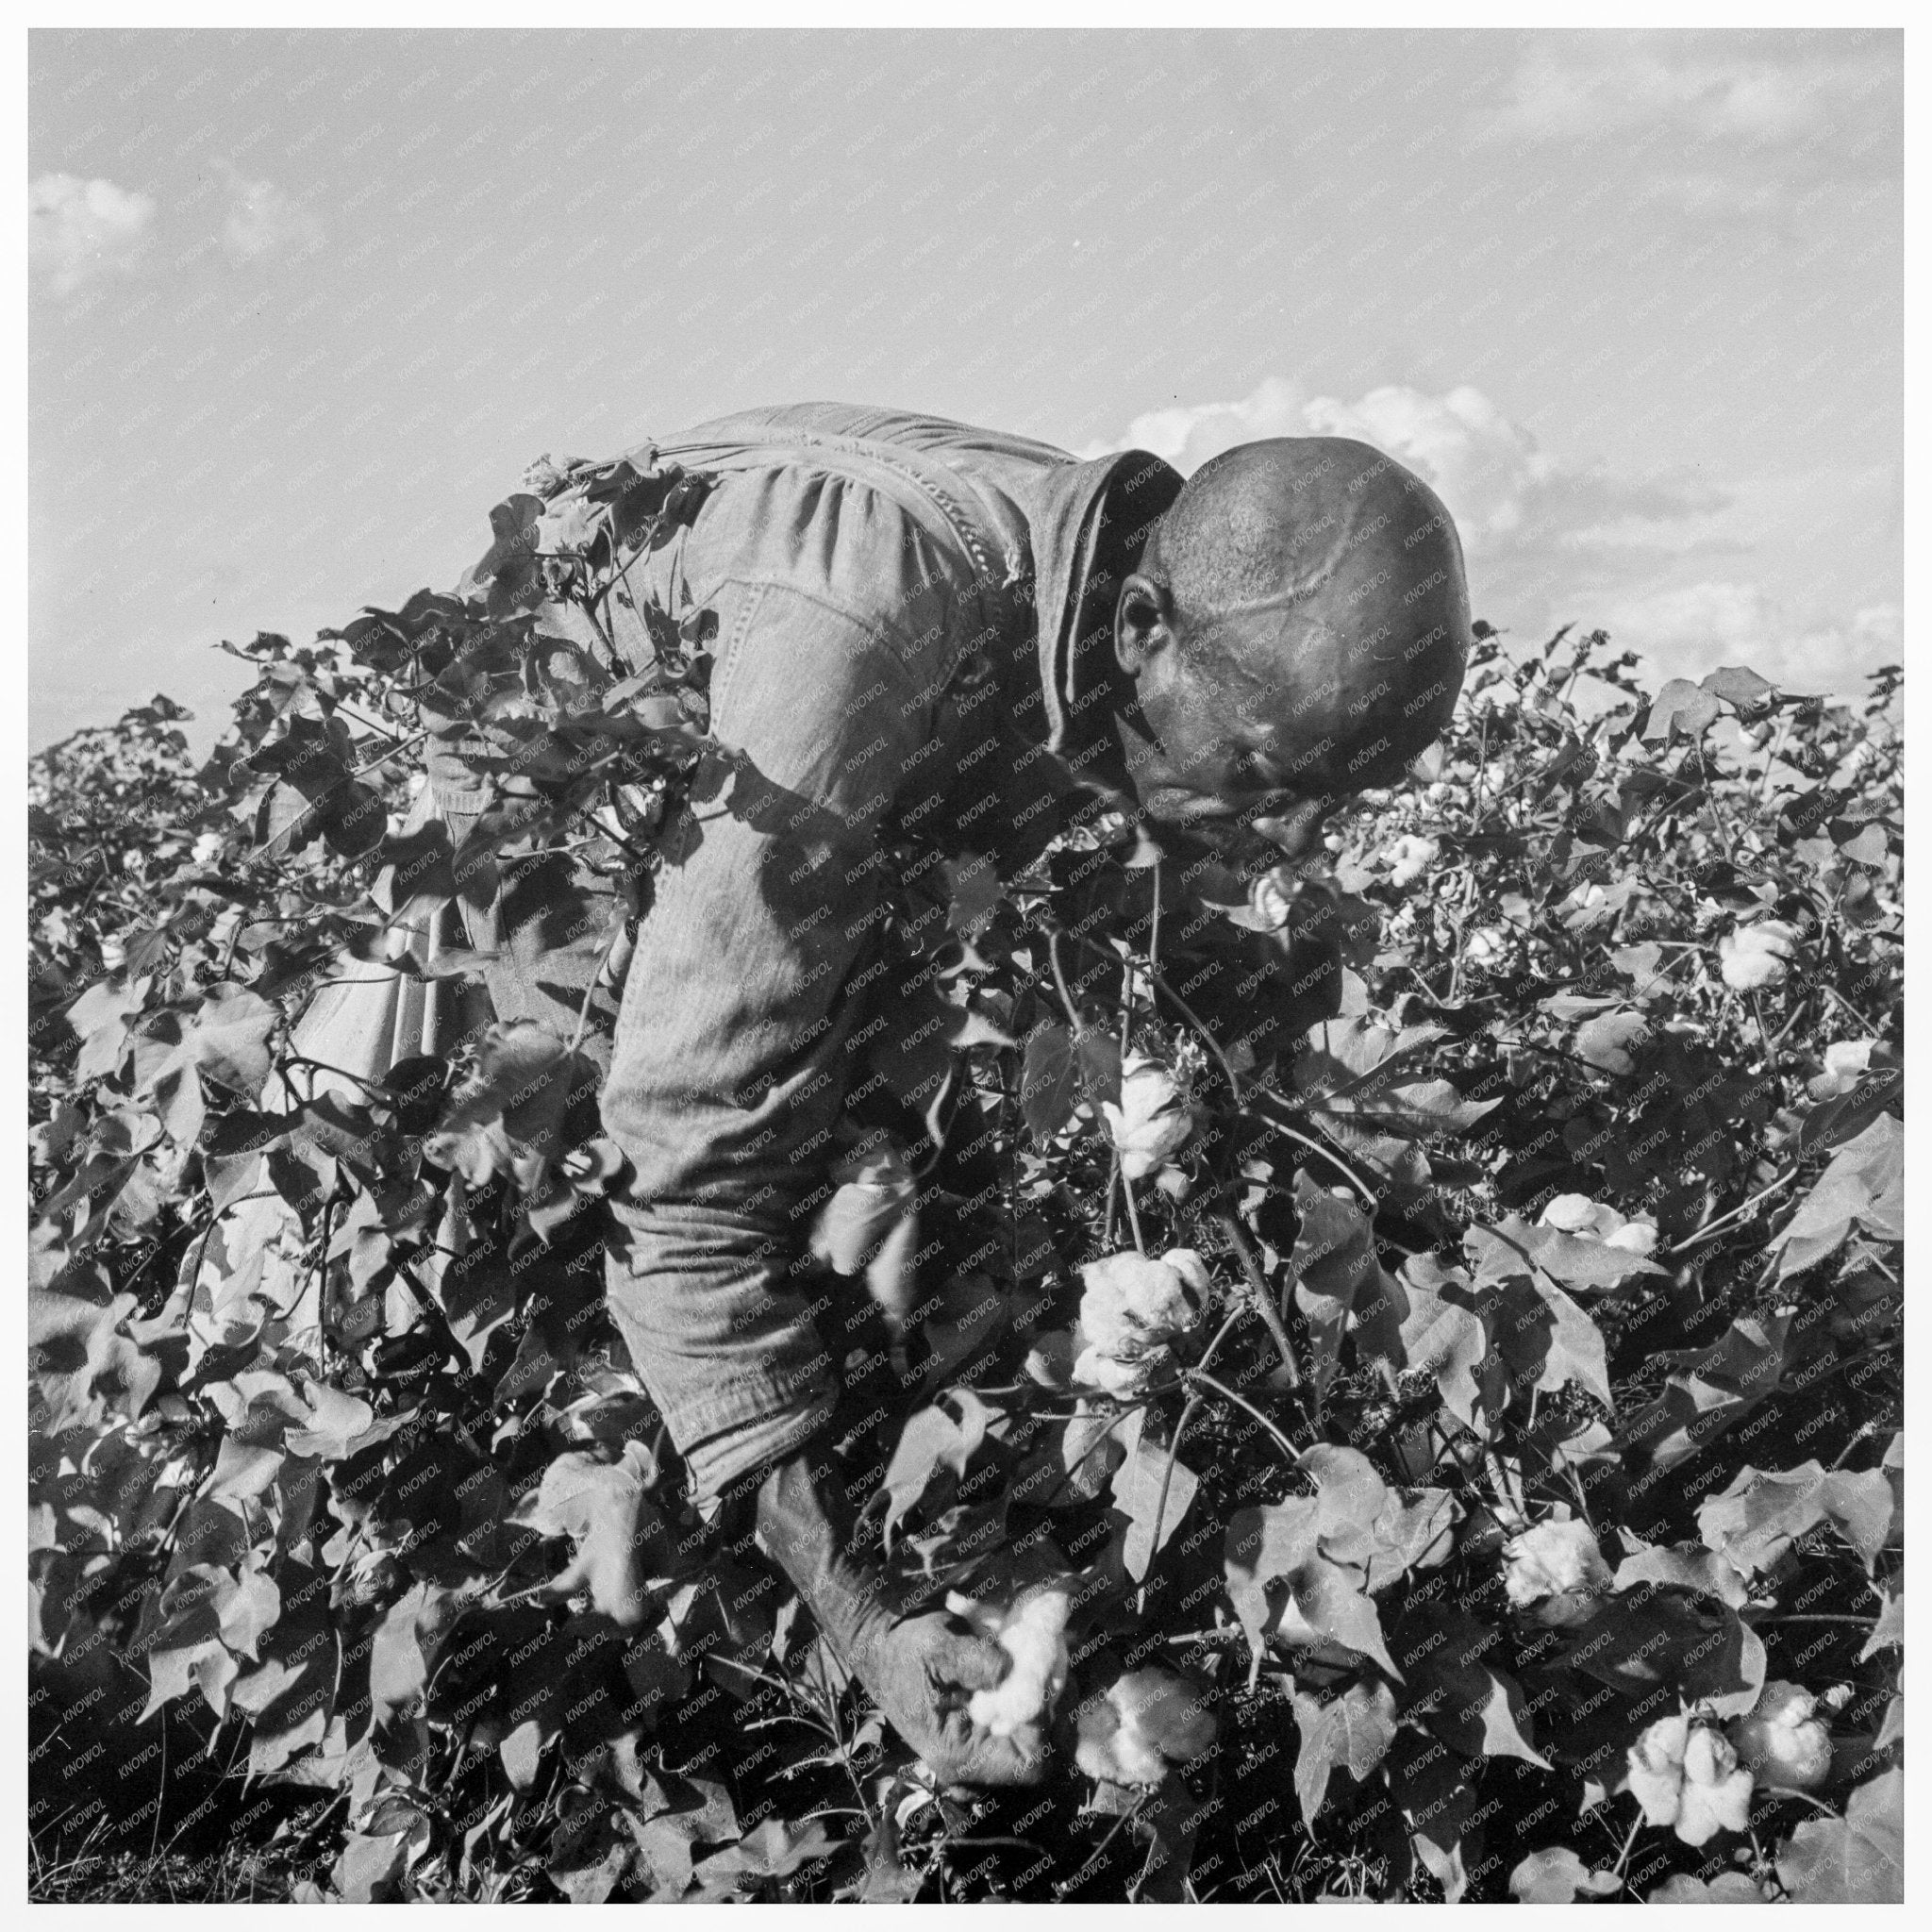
[1809,1038,1875,1101]
[1078,1251,1201,1355]
[1073,1249,1208,1393]
[951,1588,1073,1739]
[1541,1193,1623,1241]
[1385,834,1440,887]
[1076,1695,1167,1787]
[1160,1249,1210,1300]
[1718,919,1800,991]
[1677,1726,1754,1843]
[1074,1667,1219,1786]
[1627,1713,1690,1827]
[1719,939,1783,991]
[1463,925,1506,969]
[1824,1040,1872,1081]
[1101,1057,1194,1180]
[1729,1682,1833,1790]
[1541,1194,1657,1253]
[1248,869,1293,930]
[1503,1516,1612,1626]
[1073,1343,1162,1397]
[1110,1668,1218,1765]
[1603,1217,1657,1256]
[1541,1192,1603,1235]
[1627,1715,1755,1845]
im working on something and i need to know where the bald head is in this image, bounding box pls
[1138,436,1470,795]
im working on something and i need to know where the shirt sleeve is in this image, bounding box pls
[597,577,935,1498]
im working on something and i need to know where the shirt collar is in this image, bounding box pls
[1015,446,1182,755]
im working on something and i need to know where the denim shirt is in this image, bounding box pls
[444,404,1182,1497]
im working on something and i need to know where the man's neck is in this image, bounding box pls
[1058,465,1178,794]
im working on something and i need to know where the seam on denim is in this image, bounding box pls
[707,578,930,825]
[688,1384,839,1503]
[707,578,771,726]
[662,1358,838,1442]
[650,419,1012,591]
[711,571,931,665]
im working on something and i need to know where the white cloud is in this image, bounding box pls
[29,174,157,296]
[1601,584,1899,695]
[221,169,325,263]
[1090,374,1719,564]
[1094,375,1311,478]
[1479,33,1896,146]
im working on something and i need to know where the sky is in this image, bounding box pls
[28,27,1903,755]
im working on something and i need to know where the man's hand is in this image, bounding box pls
[755,1450,1049,1787]
[858,1610,1049,1787]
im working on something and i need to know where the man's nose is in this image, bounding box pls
[1248,797,1328,861]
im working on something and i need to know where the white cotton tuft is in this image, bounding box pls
[950,1588,1073,1739]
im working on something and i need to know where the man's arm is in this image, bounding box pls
[598,579,927,1501]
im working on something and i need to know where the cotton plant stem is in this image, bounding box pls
[1609,1812,1644,1888]
[567,915,627,1055]
[1138,1393,1203,1617]
[1757,711,1791,803]
[1184,1368,1300,1463]
[1246,1097,1380,1210]
[285,1053,387,1095]
[1820,980,1880,1034]
[1121,1167,1146,1256]
[1446,869,1475,1004]
[1213,1209,1301,1391]
[348,728,430,777]
[1667,1168,1798,1256]
[1194,1305,1246,1379]
[1698,742,1738,863]
[1047,927,1082,1030]
[1484,1446,1530,1531]
[1067,928,1243,1105]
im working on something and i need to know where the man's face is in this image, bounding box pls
[1118,601,1343,876]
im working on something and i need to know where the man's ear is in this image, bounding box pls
[1114,574,1174,677]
